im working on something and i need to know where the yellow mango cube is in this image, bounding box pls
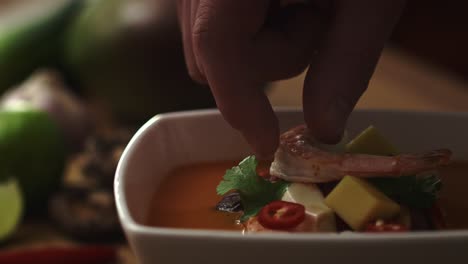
[324,176,400,231]
[346,125,398,155]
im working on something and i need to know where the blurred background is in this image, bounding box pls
[0,0,215,124]
[1,0,468,122]
[391,0,468,80]
[0,1,466,263]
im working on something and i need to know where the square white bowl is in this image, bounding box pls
[115,109,468,264]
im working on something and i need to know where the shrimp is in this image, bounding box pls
[269,125,452,183]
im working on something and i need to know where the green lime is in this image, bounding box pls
[346,125,398,155]
[0,0,81,92]
[0,178,23,241]
[0,110,65,211]
[63,0,215,122]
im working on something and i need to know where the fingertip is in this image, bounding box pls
[304,96,351,144]
[218,99,279,159]
[242,123,279,160]
[220,101,279,159]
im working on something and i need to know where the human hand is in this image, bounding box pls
[176,0,405,158]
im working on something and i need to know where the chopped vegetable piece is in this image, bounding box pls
[256,167,270,178]
[256,159,272,178]
[258,201,305,230]
[0,178,23,241]
[325,176,400,231]
[282,183,336,232]
[216,156,289,221]
[346,125,398,155]
[215,192,242,212]
[365,220,408,232]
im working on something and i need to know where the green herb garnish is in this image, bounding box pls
[369,173,442,209]
[216,156,289,221]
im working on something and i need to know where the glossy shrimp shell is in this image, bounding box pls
[270,125,452,183]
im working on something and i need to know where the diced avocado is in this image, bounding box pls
[324,176,400,231]
[346,125,398,155]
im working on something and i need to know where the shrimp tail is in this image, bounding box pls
[396,149,452,176]
[271,124,453,183]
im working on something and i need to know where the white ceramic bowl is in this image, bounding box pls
[115,109,468,264]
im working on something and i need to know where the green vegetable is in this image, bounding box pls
[0,110,65,211]
[0,0,81,92]
[217,156,289,221]
[347,125,442,209]
[63,0,215,122]
[368,174,442,209]
[0,178,23,241]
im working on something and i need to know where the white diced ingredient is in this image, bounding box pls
[282,182,336,232]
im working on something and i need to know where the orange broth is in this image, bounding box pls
[147,161,243,231]
[147,160,468,231]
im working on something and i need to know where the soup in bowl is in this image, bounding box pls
[115,109,468,264]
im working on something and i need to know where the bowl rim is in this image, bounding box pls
[115,108,468,241]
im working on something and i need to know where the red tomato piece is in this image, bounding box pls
[258,200,306,230]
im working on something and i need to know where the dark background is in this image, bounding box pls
[390,0,468,80]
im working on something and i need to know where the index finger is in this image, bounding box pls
[303,0,406,143]
[192,0,279,158]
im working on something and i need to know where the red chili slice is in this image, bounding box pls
[365,221,408,232]
[430,202,446,229]
[256,160,272,178]
[256,167,270,178]
[258,200,306,230]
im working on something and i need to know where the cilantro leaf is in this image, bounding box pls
[369,173,442,209]
[216,156,289,221]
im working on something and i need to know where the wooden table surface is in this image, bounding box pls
[269,48,468,111]
[6,47,468,264]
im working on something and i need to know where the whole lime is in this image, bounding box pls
[0,110,65,211]
[0,0,81,92]
[63,0,215,123]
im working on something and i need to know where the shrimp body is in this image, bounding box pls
[270,125,452,183]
